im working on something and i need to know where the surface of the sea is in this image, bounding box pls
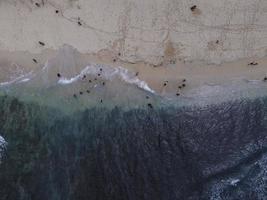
[1,58,267,199]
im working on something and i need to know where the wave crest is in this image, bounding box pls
[57,65,155,94]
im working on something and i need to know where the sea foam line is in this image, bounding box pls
[57,65,155,93]
[0,71,33,86]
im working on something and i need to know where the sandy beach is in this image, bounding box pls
[0,0,266,106]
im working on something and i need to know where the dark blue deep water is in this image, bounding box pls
[1,95,267,200]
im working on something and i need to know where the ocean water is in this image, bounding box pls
[1,94,267,199]
[1,47,267,199]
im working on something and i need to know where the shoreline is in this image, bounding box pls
[0,45,266,113]
[0,45,267,95]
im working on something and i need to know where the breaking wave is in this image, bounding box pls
[0,135,7,164]
[57,65,155,93]
[0,63,154,94]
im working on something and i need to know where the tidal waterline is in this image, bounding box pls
[1,46,267,199]
[1,90,267,199]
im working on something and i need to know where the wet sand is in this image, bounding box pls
[0,46,267,97]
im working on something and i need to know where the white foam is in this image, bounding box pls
[0,60,155,94]
[0,71,33,86]
[0,74,26,86]
[19,78,31,83]
[242,78,262,84]
[0,136,6,145]
[58,75,80,85]
[0,135,7,164]
[230,179,240,186]
[116,67,155,93]
[57,64,155,93]
[57,65,90,85]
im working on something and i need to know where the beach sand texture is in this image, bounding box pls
[0,0,267,105]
